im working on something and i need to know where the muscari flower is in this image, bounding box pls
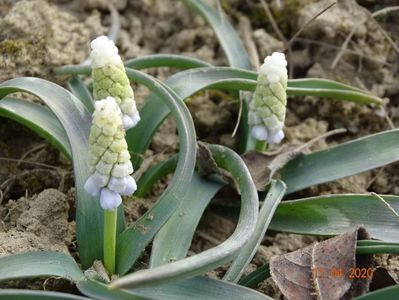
[90,36,140,130]
[84,97,137,210]
[248,52,288,144]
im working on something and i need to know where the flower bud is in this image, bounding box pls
[84,97,137,210]
[90,36,140,130]
[248,52,288,144]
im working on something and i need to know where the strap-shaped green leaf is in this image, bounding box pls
[67,76,94,112]
[354,285,399,299]
[0,290,90,300]
[150,173,223,267]
[281,129,399,194]
[126,67,382,166]
[181,0,251,70]
[112,144,258,288]
[78,277,272,300]
[224,180,286,282]
[0,78,108,268]
[269,194,399,242]
[0,251,84,283]
[115,71,196,275]
[0,97,71,159]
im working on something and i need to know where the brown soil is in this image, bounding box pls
[1,0,398,298]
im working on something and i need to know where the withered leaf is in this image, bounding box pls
[270,227,373,300]
[197,141,238,190]
[242,128,346,191]
[242,144,301,191]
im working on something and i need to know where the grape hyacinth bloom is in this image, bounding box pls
[248,52,288,144]
[84,97,137,210]
[90,36,140,130]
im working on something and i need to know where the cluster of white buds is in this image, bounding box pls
[84,97,137,210]
[248,52,288,144]
[90,36,140,130]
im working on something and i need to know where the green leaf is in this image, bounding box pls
[115,71,196,275]
[54,54,211,76]
[78,277,272,300]
[0,251,84,283]
[181,0,251,69]
[150,173,223,267]
[0,290,90,300]
[238,264,270,288]
[0,97,71,159]
[0,78,109,268]
[269,194,399,242]
[112,144,258,288]
[67,76,94,112]
[131,276,273,300]
[124,54,212,69]
[224,180,286,282]
[354,285,399,300]
[136,155,178,197]
[77,280,147,300]
[127,67,382,166]
[281,129,399,194]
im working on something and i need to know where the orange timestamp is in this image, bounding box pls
[312,267,374,279]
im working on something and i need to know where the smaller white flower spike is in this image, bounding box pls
[91,35,140,130]
[84,96,137,210]
[248,52,288,145]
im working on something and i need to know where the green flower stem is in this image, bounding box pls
[255,140,267,152]
[104,209,117,274]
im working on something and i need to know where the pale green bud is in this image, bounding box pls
[248,52,288,144]
[90,36,140,130]
[84,97,137,210]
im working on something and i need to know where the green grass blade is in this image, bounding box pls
[224,180,286,282]
[136,155,178,197]
[67,76,94,112]
[181,0,251,69]
[115,71,196,275]
[269,194,399,242]
[112,144,259,288]
[124,54,212,69]
[238,264,270,288]
[0,291,90,300]
[354,285,399,300]
[0,97,71,159]
[150,173,223,267]
[281,129,399,194]
[0,251,84,283]
[0,78,108,268]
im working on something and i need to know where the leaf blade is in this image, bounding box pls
[0,251,83,283]
[269,194,399,242]
[281,129,399,194]
[0,78,105,268]
[0,97,71,159]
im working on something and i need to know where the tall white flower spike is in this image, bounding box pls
[90,36,140,130]
[84,97,137,210]
[248,52,288,144]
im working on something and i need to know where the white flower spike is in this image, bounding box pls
[90,36,140,130]
[84,96,137,210]
[248,52,288,144]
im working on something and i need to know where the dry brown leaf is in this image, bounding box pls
[241,144,300,191]
[270,227,373,300]
[242,128,347,190]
